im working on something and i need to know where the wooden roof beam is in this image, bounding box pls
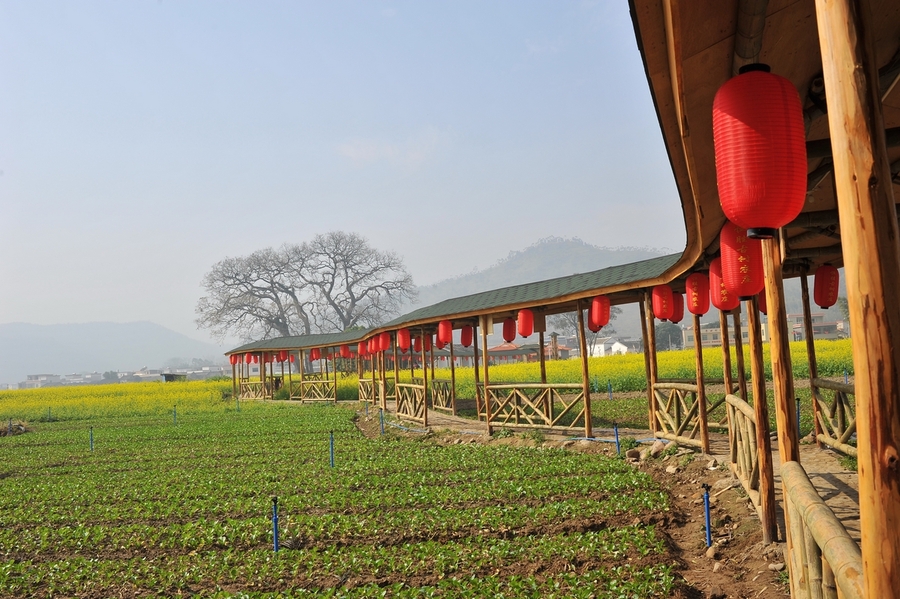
[807,126,900,158]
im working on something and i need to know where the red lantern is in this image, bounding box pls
[310,348,321,361]
[587,319,601,333]
[245,353,252,364]
[397,328,411,350]
[437,320,453,345]
[502,318,516,343]
[252,354,259,364]
[357,341,368,357]
[289,354,295,363]
[652,285,675,320]
[720,221,764,300]
[670,293,685,324]
[340,345,351,359]
[814,265,840,309]
[685,273,710,316]
[229,354,237,365]
[279,350,289,362]
[460,325,473,348]
[758,288,768,315]
[517,309,534,338]
[710,258,740,311]
[379,332,391,352]
[413,336,422,353]
[424,335,432,351]
[590,296,611,329]
[713,64,806,239]
[435,338,446,350]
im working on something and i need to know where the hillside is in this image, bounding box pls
[0,322,223,386]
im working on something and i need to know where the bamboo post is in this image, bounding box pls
[816,1,900,594]
[800,272,823,446]
[640,294,658,433]
[288,352,294,399]
[732,307,749,401]
[420,329,428,428]
[480,316,493,435]
[379,347,387,410]
[748,297,777,544]
[393,337,400,407]
[576,302,593,439]
[299,349,306,401]
[692,313,710,453]
[429,338,435,382]
[539,330,547,384]
[473,324,482,419]
[449,340,457,415]
[231,362,237,399]
[719,310,734,394]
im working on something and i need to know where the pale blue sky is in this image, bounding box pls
[0,1,684,345]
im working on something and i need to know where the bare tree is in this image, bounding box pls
[548,306,622,357]
[196,232,416,340]
[296,232,416,330]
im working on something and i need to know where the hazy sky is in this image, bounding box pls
[0,1,684,347]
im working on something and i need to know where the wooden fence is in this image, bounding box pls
[781,461,863,599]
[396,381,427,425]
[430,379,454,413]
[725,394,762,511]
[239,381,269,399]
[477,383,587,430]
[812,378,857,457]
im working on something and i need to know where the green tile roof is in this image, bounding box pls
[226,252,682,355]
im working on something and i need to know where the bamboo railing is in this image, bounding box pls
[725,394,763,511]
[781,461,863,599]
[358,378,376,403]
[811,378,857,457]
[396,381,427,425]
[239,381,268,399]
[430,379,454,412]
[477,382,587,430]
[652,382,712,448]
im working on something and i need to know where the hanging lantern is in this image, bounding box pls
[502,318,516,343]
[670,293,685,324]
[414,336,422,353]
[814,265,840,309]
[252,354,259,364]
[310,348,321,361]
[424,335,432,351]
[587,319,602,333]
[229,354,237,365]
[244,353,252,364]
[652,285,675,320]
[279,350,289,362]
[397,328,411,351]
[437,320,453,345]
[720,221,764,300]
[340,345,351,359]
[379,332,391,352]
[590,296,611,329]
[517,309,534,338]
[713,63,807,239]
[460,325,473,348]
[758,288,768,315]
[435,338,446,350]
[709,258,740,311]
[357,341,368,357]
[685,273,710,316]
[289,354,296,363]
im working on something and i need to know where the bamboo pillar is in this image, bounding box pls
[449,340,457,415]
[816,2,900,593]
[800,272,823,445]
[732,308,749,402]
[231,362,237,399]
[576,302,593,439]
[429,338,435,381]
[747,297,777,544]
[379,348,387,410]
[473,324,482,419]
[299,350,305,401]
[288,353,294,399]
[692,313,710,454]
[420,329,429,427]
[719,310,734,394]
[642,292,659,433]
[539,331,547,384]
[480,316,493,435]
[393,338,400,407]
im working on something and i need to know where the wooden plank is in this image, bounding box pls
[653,382,700,393]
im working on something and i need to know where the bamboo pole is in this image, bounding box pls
[333,350,339,403]
[719,309,738,466]
[299,350,305,401]
[480,316,492,435]
[640,294,658,433]
[732,308,748,402]
[800,272,823,446]
[449,340,457,415]
[539,330,547,384]
[576,302,593,439]
[816,3,900,593]
[692,313,710,453]
[748,296,777,544]
[231,362,237,399]
[473,324,482,419]
[420,329,428,427]
[393,337,400,408]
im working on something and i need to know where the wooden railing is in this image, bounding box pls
[240,381,269,399]
[288,379,336,402]
[725,394,762,511]
[396,382,427,425]
[781,461,863,599]
[653,382,706,448]
[358,378,376,403]
[430,379,453,413]
[476,383,587,430]
[812,378,857,457]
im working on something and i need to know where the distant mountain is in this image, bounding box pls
[0,322,223,386]
[413,237,669,308]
